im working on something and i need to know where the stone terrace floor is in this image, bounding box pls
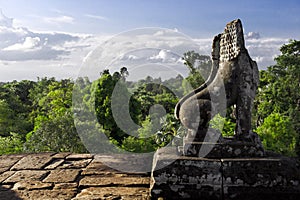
[0,153,151,200]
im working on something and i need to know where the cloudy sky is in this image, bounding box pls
[0,0,299,81]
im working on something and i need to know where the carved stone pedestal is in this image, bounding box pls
[179,128,265,158]
[150,147,300,200]
[182,139,265,158]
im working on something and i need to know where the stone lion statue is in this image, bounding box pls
[175,19,260,143]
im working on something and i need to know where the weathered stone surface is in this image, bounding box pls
[43,169,80,183]
[73,187,149,200]
[183,140,264,158]
[66,154,93,160]
[54,182,78,190]
[94,154,153,173]
[13,181,53,190]
[44,159,65,169]
[86,159,118,169]
[0,189,22,200]
[222,157,300,199]
[11,153,54,170]
[15,189,77,200]
[151,147,300,199]
[52,153,71,159]
[58,159,92,169]
[0,155,24,169]
[0,168,8,174]
[0,171,15,183]
[3,170,49,184]
[151,148,222,200]
[79,176,150,187]
[0,153,151,199]
[81,159,128,175]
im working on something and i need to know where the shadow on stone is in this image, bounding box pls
[0,185,22,200]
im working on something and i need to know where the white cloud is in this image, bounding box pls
[85,14,108,21]
[0,25,81,61]
[245,32,260,40]
[0,10,85,63]
[3,36,41,51]
[0,10,292,82]
[149,49,179,62]
[0,11,97,78]
[43,15,74,25]
[245,37,289,69]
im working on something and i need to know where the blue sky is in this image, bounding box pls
[1,0,299,37]
[0,0,299,81]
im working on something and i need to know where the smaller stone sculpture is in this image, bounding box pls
[175,19,261,145]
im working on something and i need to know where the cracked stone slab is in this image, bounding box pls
[0,155,24,169]
[81,160,121,175]
[72,187,150,200]
[43,169,80,183]
[79,176,150,187]
[11,153,54,170]
[0,171,16,183]
[58,159,92,169]
[13,181,53,190]
[54,182,78,190]
[44,159,65,169]
[3,170,49,184]
[52,153,71,159]
[15,189,77,200]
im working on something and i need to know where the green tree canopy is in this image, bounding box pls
[254,40,300,156]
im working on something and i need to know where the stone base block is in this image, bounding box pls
[151,147,222,200]
[182,140,264,158]
[151,147,300,200]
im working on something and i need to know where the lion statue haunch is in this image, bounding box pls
[175,19,260,143]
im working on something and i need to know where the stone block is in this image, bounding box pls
[11,153,54,170]
[58,159,92,169]
[15,189,77,200]
[52,153,71,159]
[42,169,80,183]
[0,155,24,169]
[222,157,300,200]
[79,176,150,187]
[81,159,121,175]
[93,153,153,173]
[0,171,15,183]
[151,147,222,199]
[12,181,53,190]
[66,154,94,160]
[3,170,49,184]
[54,182,78,190]
[44,159,65,169]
